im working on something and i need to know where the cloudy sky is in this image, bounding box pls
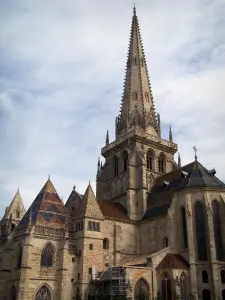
[0,0,225,218]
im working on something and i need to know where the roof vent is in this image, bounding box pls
[163,181,169,188]
[208,168,216,176]
[181,171,188,178]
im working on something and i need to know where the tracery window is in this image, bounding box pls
[158,154,165,174]
[35,285,52,300]
[134,278,149,300]
[146,150,154,171]
[103,238,109,249]
[113,156,118,176]
[123,151,128,171]
[181,207,188,248]
[161,273,171,300]
[195,201,208,261]
[212,200,224,260]
[41,243,54,267]
[202,270,208,283]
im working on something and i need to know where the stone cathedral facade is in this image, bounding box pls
[0,7,225,300]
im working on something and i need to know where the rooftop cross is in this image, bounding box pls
[193,145,198,161]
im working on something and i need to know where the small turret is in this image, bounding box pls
[178,152,181,168]
[106,130,109,145]
[169,126,173,143]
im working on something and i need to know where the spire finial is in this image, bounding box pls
[169,126,173,143]
[48,175,50,180]
[178,152,181,168]
[193,146,198,161]
[133,1,136,14]
[73,185,76,191]
[17,187,19,193]
[106,130,109,146]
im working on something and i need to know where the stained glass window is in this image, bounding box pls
[161,273,171,300]
[212,200,224,261]
[181,207,188,248]
[35,285,51,300]
[41,244,54,267]
[195,201,208,261]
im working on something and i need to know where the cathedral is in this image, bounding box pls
[0,7,225,300]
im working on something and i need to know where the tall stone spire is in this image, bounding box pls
[116,6,158,138]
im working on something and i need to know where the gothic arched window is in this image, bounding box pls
[123,151,128,171]
[146,150,154,171]
[222,289,225,300]
[195,201,208,261]
[158,154,165,174]
[181,207,188,248]
[202,289,211,300]
[134,278,149,300]
[16,244,23,269]
[221,270,225,283]
[103,238,109,250]
[161,273,171,300]
[212,200,224,261]
[113,156,118,176]
[10,285,17,300]
[202,270,209,283]
[35,285,52,300]
[41,243,54,267]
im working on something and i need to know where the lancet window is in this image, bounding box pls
[158,154,165,174]
[146,150,154,171]
[113,156,118,176]
[181,207,188,248]
[212,200,224,261]
[195,201,208,261]
[123,151,128,171]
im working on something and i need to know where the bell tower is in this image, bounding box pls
[96,7,178,220]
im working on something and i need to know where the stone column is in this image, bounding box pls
[185,194,198,299]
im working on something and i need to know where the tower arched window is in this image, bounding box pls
[162,236,168,248]
[113,156,118,176]
[35,285,52,300]
[221,270,225,283]
[10,286,17,300]
[158,154,165,174]
[161,273,171,300]
[103,238,109,249]
[123,151,128,171]
[212,200,224,261]
[202,270,209,283]
[41,243,54,267]
[146,150,154,171]
[195,201,208,261]
[181,207,188,248]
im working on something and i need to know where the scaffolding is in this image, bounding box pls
[89,266,127,300]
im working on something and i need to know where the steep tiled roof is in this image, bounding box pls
[73,184,104,220]
[17,178,67,230]
[143,160,225,220]
[98,200,130,221]
[156,253,189,270]
[119,254,150,266]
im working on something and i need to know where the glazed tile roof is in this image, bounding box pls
[143,160,225,220]
[156,253,189,270]
[17,178,67,230]
[98,200,130,221]
[119,254,150,266]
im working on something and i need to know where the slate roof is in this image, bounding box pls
[156,253,189,270]
[98,200,130,221]
[17,178,67,230]
[72,183,104,220]
[143,160,225,220]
